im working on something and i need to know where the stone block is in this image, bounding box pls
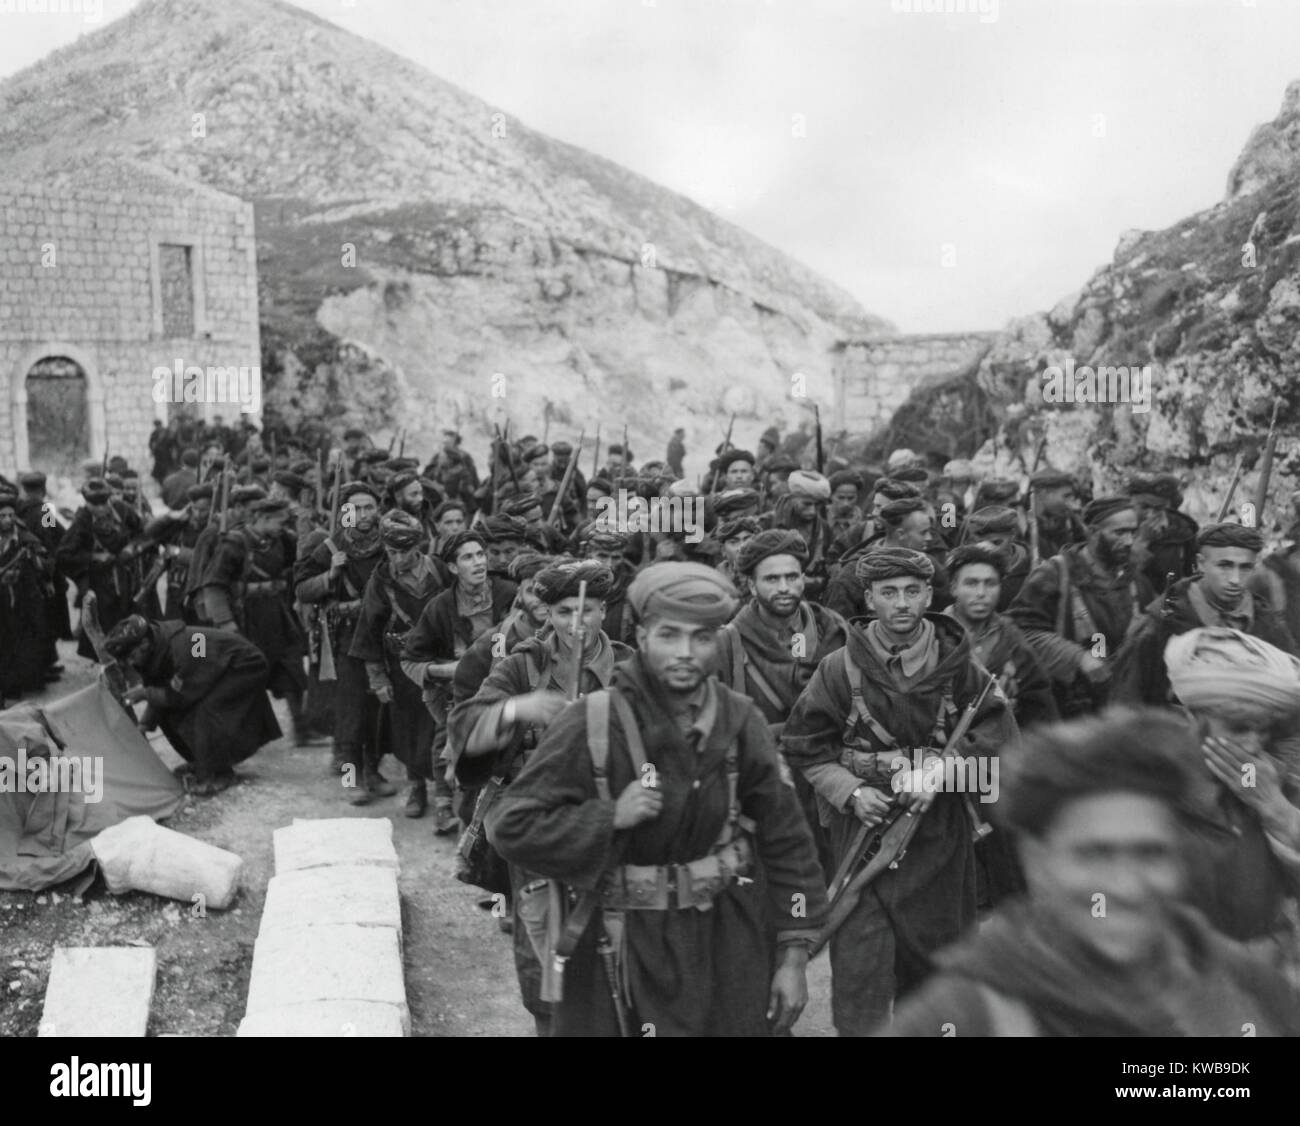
[259,865,401,934]
[40,946,156,1037]
[245,923,407,1031]
[236,1000,406,1037]
[272,817,399,874]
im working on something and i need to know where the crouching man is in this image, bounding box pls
[105,614,282,796]
[486,562,828,1036]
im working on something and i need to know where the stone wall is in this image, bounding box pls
[833,332,1000,435]
[0,169,260,482]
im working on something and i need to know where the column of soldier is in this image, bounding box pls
[4,417,1300,1037]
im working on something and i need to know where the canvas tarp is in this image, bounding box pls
[0,677,184,892]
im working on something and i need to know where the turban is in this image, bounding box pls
[440,530,486,564]
[230,485,267,505]
[856,547,935,584]
[1127,472,1181,510]
[1196,522,1263,553]
[103,615,150,658]
[889,466,929,485]
[1165,628,1300,718]
[340,482,381,506]
[886,448,918,472]
[534,560,615,603]
[943,460,975,481]
[588,475,614,496]
[966,505,1020,536]
[829,470,863,492]
[975,478,1020,506]
[250,459,271,474]
[947,543,1006,579]
[186,484,214,503]
[760,427,781,448]
[716,516,763,543]
[19,471,46,489]
[1083,496,1134,527]
[551,440,574,456]
[0,489,18,512]
[82,478,112,504]
[343,427,366,440]
[522,444,550,464]
[879,497,927,527]
[666,479,697,499]
[388,470,420,496]
[717,449,756,472]
[482,514,527,541]
[736,530,808,575]
[379,510,424,549]
[249,497,290,517]
[386,458,419,472]
[763,454,800,474]
[580,525,629,551]
[290,459,316,476]
[786,470,832,501]
[1031,470,1074,492]
[508,550,555,582]
[874,480,921,503]
[105,474,124,490]
[713,489,760,517]
[627,562,738,627]
[501,494,544,518]
[273,471,307,491]
[360,450,390,465]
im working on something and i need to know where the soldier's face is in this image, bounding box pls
[190,500,211,526]
[723,531,754,565]
[587,488,610,511]
[831,486,859,515]
[637,615,718,694]
[0,508,14,534]
[435,509,466,537]
[486,539,521,571]
[586,546,621,570]
[952,563,1000,623]
[124,482,139,501]
[253,513,288,538]
[897,512,933,551]
[450,542,488,586]
[790,496,817,522]
[1038,486,1074,517]
[1020,792,1184,967]
[1093,510,1137,566]
[1197,546,1256,606]
[398,481,424,510]
[517,578,550,628]
[751,554,805,618]
[867,578,932,635]
[385,544,420,572]
[550,596,605,646]
[346,494,379,531]
[725,462,754,489]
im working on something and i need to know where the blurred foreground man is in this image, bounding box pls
[884,708,1300,1036]
[487,563,828,1037]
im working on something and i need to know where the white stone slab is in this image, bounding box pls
[259,865,401,935]
[40,946,156,1037]
[237,999,406,1037]
[245,923,407,1030]
[273,817,398,874]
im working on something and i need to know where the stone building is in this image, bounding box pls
[0,162,260,484]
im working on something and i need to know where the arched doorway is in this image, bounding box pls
[25,356,89,477]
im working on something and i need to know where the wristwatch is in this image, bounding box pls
[848,785,863,811]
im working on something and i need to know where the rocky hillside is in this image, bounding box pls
[0,0,890,475]
[971,81,1300,533]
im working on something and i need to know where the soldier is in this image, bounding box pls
[388,469,443,546]
[182,481,262,624]
[350,511,446,817]
[16,470,70,678]
[665,428,686,478]
[713,529,850,882]
[488,563,828,1036]
[56,477,145,660]
[400,531,518,833]
[0,487,53,705]
[480,515,530,579]
[448,560,635,1034]
[827,470,866,557]
[341,426,369,481]
[1127,471,1199,595]
[823,496,942,622]
[1113,523,1297,706]
[960,506,1032,609]
[602,443,633,479]
[884,708,1300,1037]
[500,493,567,553]
[1027,470,1085,564]
[142,483,213,621]
[201,495,310,743]
[295,482,390,787]
[1008,496,1154,718]
[717,449,757,491]
[424,429,480,499]
[108,615,281,796]
[770,471,833,604]
[828,479,922,575]
[782,548,1014,1035]
[577,526,637,645]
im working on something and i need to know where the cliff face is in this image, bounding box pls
[971,81,1300,530]
[0,0,890,473]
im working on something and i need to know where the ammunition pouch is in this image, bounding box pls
[839,743,907,788]
[600,838,752,911]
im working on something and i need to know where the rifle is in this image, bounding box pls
[1250,398,1283,525]
[217,469,232,534]
[813,404,824,475]
[1028,487,1042,568]
[319,458,349,682]
[621,423,630,480]
[81,591,137,718]
[101,442,110,480]
[820,669,999,943]
[1215,451,1247,522]
[387,432,397,456]
[398,429,406,460]
[567,580,588,702]
[546,429,585,528]
[712,414,736,496]
[133,552,169,608]
[1030,433,1049,476]
[317,450,327,520]
[591,423,601,480]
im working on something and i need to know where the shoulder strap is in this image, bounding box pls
[586,688,648,801]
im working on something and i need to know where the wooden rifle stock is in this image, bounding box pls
[1251,398,1283,524]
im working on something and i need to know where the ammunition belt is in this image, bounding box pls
[600,839,751,911]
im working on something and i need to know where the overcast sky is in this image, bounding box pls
[4,0,1297,332]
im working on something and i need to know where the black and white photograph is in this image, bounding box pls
[1,0,1299,1086]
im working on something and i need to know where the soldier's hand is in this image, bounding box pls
[1078,651,1110,684]
[1204,734,1283,814]
[850,785,893,827]
[123,685,148,704]
[373,684,394,704]
[612,778,664,830]
[513,690,568,726]
[893,769,938,814]
[767,946,809,1034]
[329,550,348,574]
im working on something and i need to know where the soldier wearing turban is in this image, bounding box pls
[768,471,833,605]
[1029,469,1087,562]
[1008,496,1152,719]
[959,506,1033,610]
[481,514,531,577]
[1126,471,1199,595]
[1111,519,1297,708]
[1161,628,1300,942]
[487,559,828,1038]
